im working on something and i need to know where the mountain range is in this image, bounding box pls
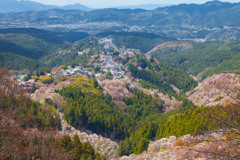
[1,1,240,28]
[115,4,171,10]
[0,0,170,13]
[0,0,92,13]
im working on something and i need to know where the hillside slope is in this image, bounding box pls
[187,73,240,106]
[97,32,174,53]
[0,33,63,59]
[151,40,240,80]
[0,28,91,71]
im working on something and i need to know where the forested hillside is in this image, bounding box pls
[41,37,99,68]
[0,52,40,71]
[151,40,240,80]
[126,55,197,94]
[0,28,90,43]
[57,78,164,140]
[0,67,104,159]
[0,33,65,59]
[55,77,199,156]
[0,30,92,71]
[55,76,240,157]
[97,32,174,53]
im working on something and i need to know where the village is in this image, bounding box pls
[58,38,137,80]
[13,37,140,94]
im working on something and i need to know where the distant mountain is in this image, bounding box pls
[1,1,240,30]
[0,0,55,13]
[0,0,91,13]
[127,1,240,26]
[88,1,240,27]
[115,4,171,10]
[61,4,92,11]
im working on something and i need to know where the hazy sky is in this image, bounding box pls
[31,0,240,8]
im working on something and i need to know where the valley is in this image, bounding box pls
[0,1,240,160]
[2,32,239,159]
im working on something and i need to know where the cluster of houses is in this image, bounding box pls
[60,66,81,77]
[8,38,140,94]
[11,74,34,92]
[60,66,101,78]
[59,38,137,80]
[99,39,127,79]
[103,63,125,79]
[15,74,27,83]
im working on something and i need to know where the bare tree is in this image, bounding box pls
[212,75,240,103]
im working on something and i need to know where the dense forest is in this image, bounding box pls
[0,33,68,71]
[56,77,238,156]
[0,28,90,43]
[129,64,176,95]
[41,37,99,68]
[127,55,197,94]
[0,34,98,71]
[152,40,240,80]
[57,78,164,139]
[56,77,200,156]
[0,33,66,59]
[0,29,93,71]
[0,52,40,71]
[118,104,239,156]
